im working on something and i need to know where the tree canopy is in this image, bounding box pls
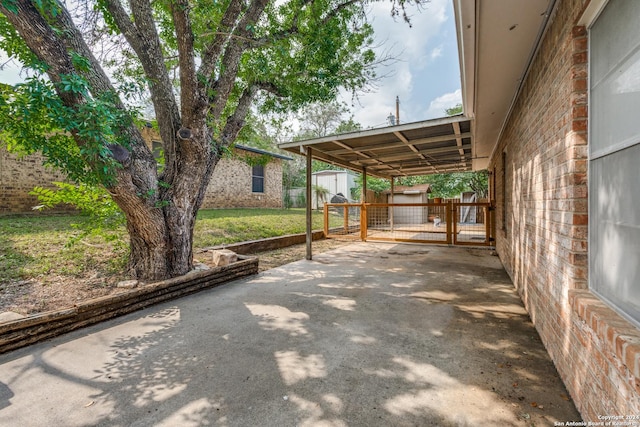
[356,171,488,199]
[0,0,428,280]
[445,103,462,116]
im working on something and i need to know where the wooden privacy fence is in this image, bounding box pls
[324,201,493,246]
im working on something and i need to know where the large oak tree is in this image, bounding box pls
[0,0,421,280]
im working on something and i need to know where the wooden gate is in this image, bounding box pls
[324,202,493,246]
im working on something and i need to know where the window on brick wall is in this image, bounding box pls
[589,0,640,325]
[252,164,265,193]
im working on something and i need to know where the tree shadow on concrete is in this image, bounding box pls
[0,242,581,426]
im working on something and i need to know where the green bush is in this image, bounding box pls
[30,182,125,246]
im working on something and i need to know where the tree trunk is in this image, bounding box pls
[0,0,216,282]
[111,123,218,280]
[2,0,263,282]
[126,215,170,279]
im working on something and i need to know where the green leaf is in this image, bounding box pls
[1,0,19,14]
[71,52,91,72]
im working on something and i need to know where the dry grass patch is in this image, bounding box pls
[0,209,347,316]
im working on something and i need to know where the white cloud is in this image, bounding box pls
[350,65,414,128]
[367,0,448,60]
[424,88,462,119]
[430,46,443,60]
[345,0,454,128]
[0,53,26,85]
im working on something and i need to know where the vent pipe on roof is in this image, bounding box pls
[396,96,400,125]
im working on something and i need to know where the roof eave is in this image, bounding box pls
[279,116,473,179]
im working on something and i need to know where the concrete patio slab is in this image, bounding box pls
[0,242,580,426]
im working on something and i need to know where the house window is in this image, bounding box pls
[589,0,640,325]
[252,164,264,193]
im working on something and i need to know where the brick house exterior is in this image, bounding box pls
[199,145,289,209]
[277,0,640,419]
[1,130,289,214]
[459,0,640,420]
[0,147,71,214]
[138,126,290,209]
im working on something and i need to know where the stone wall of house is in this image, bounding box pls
[1,137,284,214]
[490,0,640,420]
[0,147,72,214]
[201,153,284,209]
[140,126,284,209]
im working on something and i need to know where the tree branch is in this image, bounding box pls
[0,0,152,159]
[100,0,143,50]
[250,0,314,48]
[171,0,201,122]
[0,0,164,219]
[255,81,286,97]
[209,0,270,121]
[0,0,80,105]
[322,0,362,26]
[220,86,258,146]
[198,0,245,85]
[104,0,182,182]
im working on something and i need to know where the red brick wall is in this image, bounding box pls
[490,0,640,419]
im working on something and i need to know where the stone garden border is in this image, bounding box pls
[200,230,325,255]
[0,256,258,354]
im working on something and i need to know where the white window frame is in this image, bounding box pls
[586,0,640,326]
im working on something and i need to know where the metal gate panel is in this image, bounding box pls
[324,202,492,246]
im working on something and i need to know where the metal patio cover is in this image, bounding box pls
[278,115,473,179]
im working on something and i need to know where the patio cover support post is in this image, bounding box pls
[361,166,367,201]
[390,176,395,231]
[323,203,329,238]
[446,200,453,245]
[306,147,313,260]
[361,166,367,241]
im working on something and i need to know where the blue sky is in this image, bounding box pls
[0,0,461,128]
[350,0,461,128]
[0,51,21,85]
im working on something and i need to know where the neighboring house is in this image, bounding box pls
[139,125,291,209]
[0,146,71,214]
[456,0,640,419]
[199,144,291,209]
[0,128,291,214]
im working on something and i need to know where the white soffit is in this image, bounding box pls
[279,116,473,179]
[456,0,554,169]
[578,0,609,27]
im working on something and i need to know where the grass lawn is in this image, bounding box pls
[195,208,332,247]
[0,208,337,284]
